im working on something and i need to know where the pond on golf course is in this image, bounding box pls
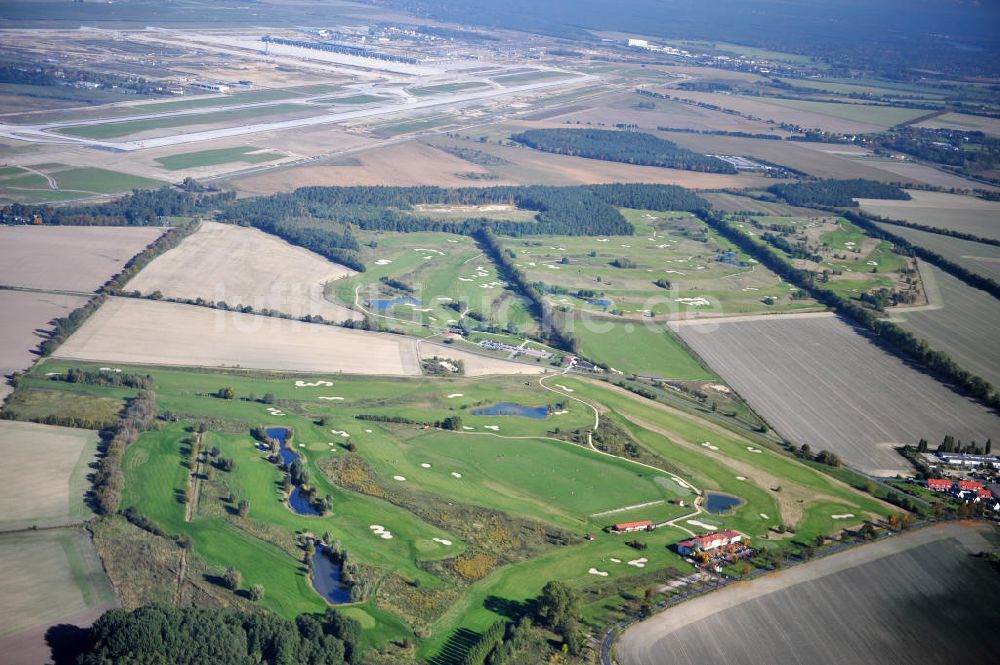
[704,492,745,514]
[311,542,351,604]
[471,402,549,419]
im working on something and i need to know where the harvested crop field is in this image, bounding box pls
[671,314,1000,475]
[0,290,91,401]
[54,298,543,377]
[0,528,117,665]
[859,190,1000,241]
[891,262,1000,388]
[0,421,99,531]
[125,221,362,321]
[875,222,1000,283]
[915,111,1000,137]
[617,523,1000,665]
[0,225,162,291]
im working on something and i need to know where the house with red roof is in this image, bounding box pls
[677,530,745,555]
[612,520,653,534]
[958,480,983,492]
[927,478,952,492]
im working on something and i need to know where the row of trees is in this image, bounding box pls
[38,295,105,356]
[92,390,158,514]
[697,209,1000,409]
[511,128,737,173]
[54,367,153,389]
[103,222,201,294]
[768,179,910,207]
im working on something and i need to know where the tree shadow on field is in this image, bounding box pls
[426,628,482,665]
[484,595,530,621]
[45,623,92,664]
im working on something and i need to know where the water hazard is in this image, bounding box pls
[471,402,549,419]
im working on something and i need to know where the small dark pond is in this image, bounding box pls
[369,296,422,311]
[471,402,549,419]
[588,298,614,307]
[311,543,351,604]
[289,487,322,516]
[704,492,745,514]
[267,427,297,466]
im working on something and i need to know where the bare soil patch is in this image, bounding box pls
[0,225,162,292]
[126,221,361,321]
[0,421,99,531]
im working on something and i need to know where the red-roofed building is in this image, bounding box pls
[927,478,952,492]
[677,530,744,555]
[958,480,983,492]
[977,488,993,500]
[613,520,653,534]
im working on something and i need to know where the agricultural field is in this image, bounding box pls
[617,523,1000,665]
[0,290,91,401]
[859,190,1000,241]
[875,222,1000,283]
[758,97,933,127]
[0,421,99,531]
[573,320,714,380]
[672,313,1000,475]
[915,111,1000,137]
[891,262,1000,388]
[501,209,818,319]
[0,528,118,665]
[0,225,163,292]
[330,230,538,335]
[125,221,362,322]
[52,297,543,377]
[154,146,285,171]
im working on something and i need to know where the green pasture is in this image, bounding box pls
[132,84,342,113]
[155,146,284,170]
[573,319,714,380]
[492,70,573,85]
[56,103,316,139]
[408,82,490,97]
[318,94,390,105]
[758,97,933,127]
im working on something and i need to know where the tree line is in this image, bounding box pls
[75,605,362,665]
[38,295,105,356]
[696,209,1000,409]
[768,179,910,207]
[92,390,158,514]
[511,128,737,173]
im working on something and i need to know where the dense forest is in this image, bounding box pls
[768,179,910,207]
[75,605,361,665]
[0,187,234,226]
[511,128,736,173]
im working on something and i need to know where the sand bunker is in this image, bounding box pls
[483,425,500,431]
[589,568,610,577]
[318,396,344,401]
[330,430,350,438]
[370,525,394,539]
[686,520,719,530]
[676,297,712,307]
[451,472,463,478]
[432,537,453,546]
[266,407,286,416]
[393,475,406,481]
[760,513,769,519]
[736,476,747,481]
[447,393,464,398]
[610,558,621,563]
[374,259,392,265]
[701,441,720,451]
[628,558,648,568]
[296,380,334,387]
[832,513,855,520]
[421,463,431,468]
[555,384,574,392]
[746,446,763,454]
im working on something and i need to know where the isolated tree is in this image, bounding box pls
[237,499,250,517]
[217,387,234,400]
[223,566,242,591]
[248,584,264,601]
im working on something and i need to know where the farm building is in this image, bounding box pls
[927,478,952,491]
[677,530,745,555]
[613,520,653,534]
[935,452,1000,468]
[958,480,984,492]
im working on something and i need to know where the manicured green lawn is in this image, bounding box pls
[575,320,715,380]
[155,147,284,170]
[56,104,315,139]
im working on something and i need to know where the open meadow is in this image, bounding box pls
[0,163,166,203]
[672,314,1000,475]
[0,290,91,401]
[617,523,1000,665]
[52,297,543,377]
[859,190,1000,241]
[0,528,118,665]
[0,225,162,292]
[0,421,99,531]
[126,221,362,322]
